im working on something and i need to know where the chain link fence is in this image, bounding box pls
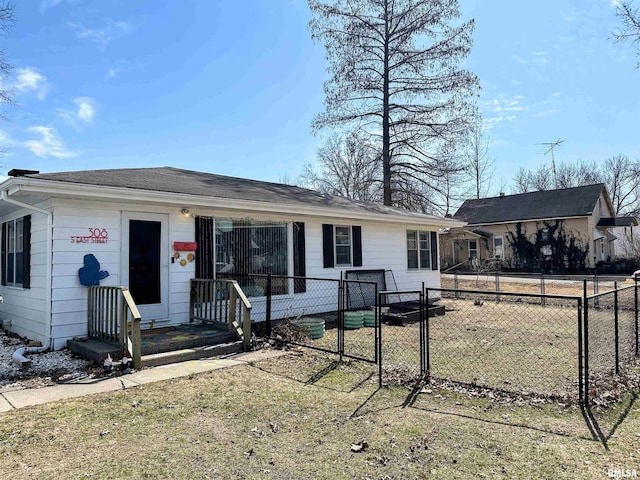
[441,272,625,298]
[584,283,639,404]
[376,290,426,387]
[233,272,639,406]
[427,288,581,399]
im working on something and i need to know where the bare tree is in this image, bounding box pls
[300,130,381,202]
[510,156,640,216]
[512,165,551,193]
[512,167,531,193]
[308,0,478,210]
[0,2,15,119]
[603,154,640,216]
[614,1,640,66]
[463,118,493,198]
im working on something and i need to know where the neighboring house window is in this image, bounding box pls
[468,239,478,259]
[1,215,31,288]
[407,231,430,269]
[493,236,504,259]
[322,224,362,268]
[540,228,552,256]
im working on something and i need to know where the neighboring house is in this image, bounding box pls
[0,167,463,349]
[610,220,639,259]
[440,184,637,272]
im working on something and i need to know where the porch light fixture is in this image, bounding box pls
[181,208,190,217]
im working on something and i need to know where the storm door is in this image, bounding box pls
[121,212,169,320]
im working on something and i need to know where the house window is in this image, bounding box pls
[335,226,352,266]
[468,239,478,259]
[407,230,431,270]
[214,219,288,295]
[493,236,503,259]
[540,228,552,256]
[2,216,31,288]
[322,224,362,268]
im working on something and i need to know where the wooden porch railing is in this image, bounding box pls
[190,278,252,350]
[87,286,142,369]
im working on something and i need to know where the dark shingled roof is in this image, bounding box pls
[597,217,638,227]
[23,166,445,222]
[454,184,606,225]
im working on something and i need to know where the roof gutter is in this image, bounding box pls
[7,177,466,228]
[0,190,54,350]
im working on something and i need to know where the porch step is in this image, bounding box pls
[141,341,243,368]
[67,324,241,366]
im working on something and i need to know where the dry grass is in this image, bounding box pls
[441,276,631,296]
[0,353,639,479]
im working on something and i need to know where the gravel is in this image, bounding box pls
[0,329,95,390]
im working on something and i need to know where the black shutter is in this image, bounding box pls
[195,216,215,279]
[1,222,5,286]
[293,222,306,293]
[22,215,31,289]
[322,224,334,268]
[431,231,438,271]
[352,226,362,267]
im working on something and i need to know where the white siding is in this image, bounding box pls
[0,209,49,345]
[50,203,121,348]
[2,196,445,349]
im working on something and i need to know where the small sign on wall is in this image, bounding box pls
[71,228,110,244]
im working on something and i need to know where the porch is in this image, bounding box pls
[68,279,253,368]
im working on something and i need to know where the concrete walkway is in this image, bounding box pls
[0,349,287,413]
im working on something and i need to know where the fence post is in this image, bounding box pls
[614,282,619,374]
[577,297,584,406]
[541,272,546,307]
[374,283,379,363]
[635,276,639,357]
[338,277,344,362]
[377,291,383,388]
[424,287,430,379]
[495,272,500,303]
[454,272,459,299]
[583,279,590,406]
[266,273,272,338]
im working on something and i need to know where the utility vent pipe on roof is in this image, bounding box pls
[8,169,39,177]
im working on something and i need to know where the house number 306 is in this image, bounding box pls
[88,228,109,239]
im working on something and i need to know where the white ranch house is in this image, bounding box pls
[0,167,463,350]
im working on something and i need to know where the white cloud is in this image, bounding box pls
[0,130,16,147]
[105,67,120,79]
[510,54,528,65]
[68,20,132,47]
[14,68,48,100]
[24,126,76,159]
[58,97,96,130]
[40,0,83,12]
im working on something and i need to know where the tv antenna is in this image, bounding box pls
[538,139,564,188]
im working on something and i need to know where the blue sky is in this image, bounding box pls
[0,0,638,192]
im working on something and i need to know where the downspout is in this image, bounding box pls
[0,190,54,350]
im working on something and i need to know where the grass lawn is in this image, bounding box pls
[1,351,639,479]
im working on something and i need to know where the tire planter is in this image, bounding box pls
[362,310,377,327]
[343,311,364,329]
[291,317,325,339]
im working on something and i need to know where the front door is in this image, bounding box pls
[122,212,169,320]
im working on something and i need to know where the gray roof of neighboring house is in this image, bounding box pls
[19,166,447,222]
[454,184,606,225]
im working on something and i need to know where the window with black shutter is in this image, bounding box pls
[1,215,31,288]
